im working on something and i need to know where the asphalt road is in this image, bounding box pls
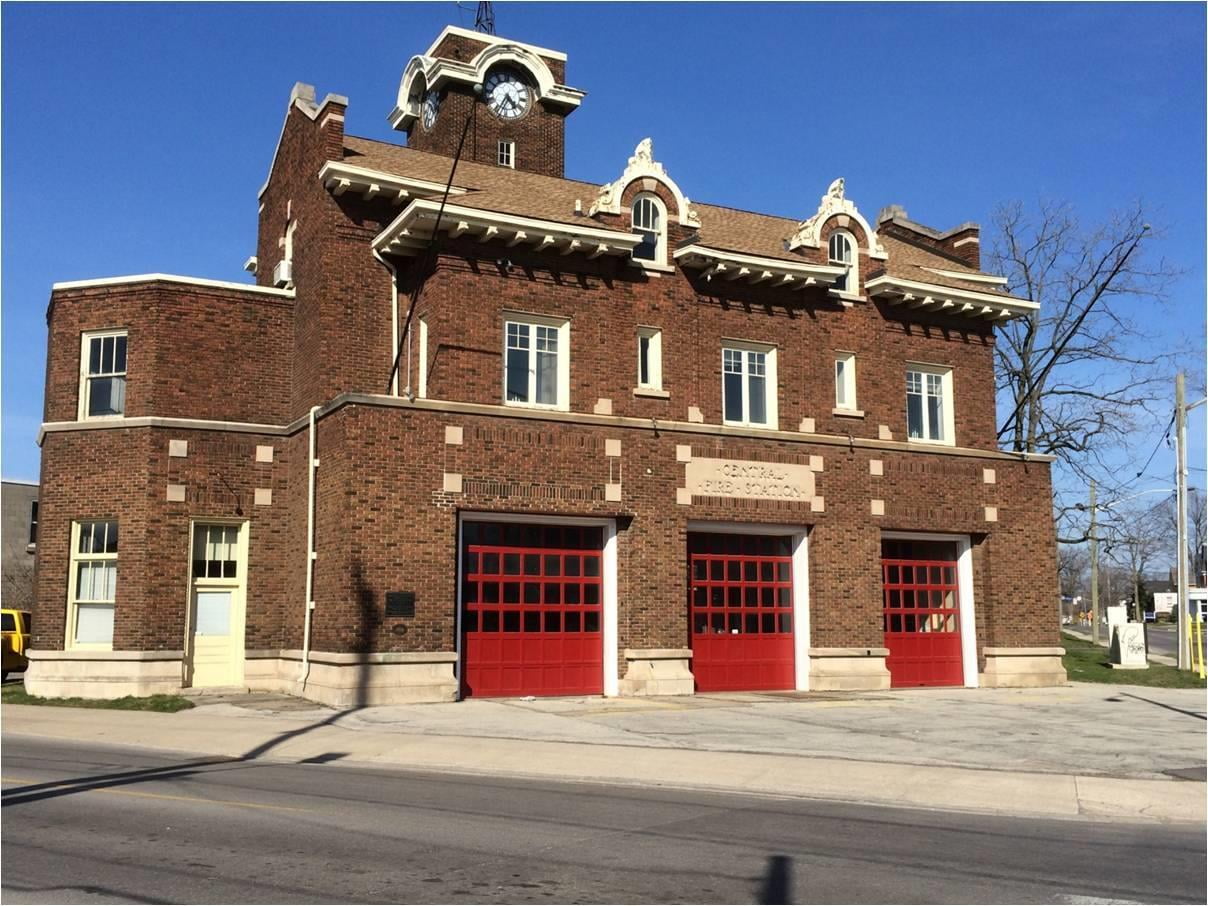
[1,736,1204,905]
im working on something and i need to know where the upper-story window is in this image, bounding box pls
[504,315,570,411]
[906,365,954,445]
[835,353,857,411]
[79,329,127,419]
[29,500,38,546]
[498,140,515,168]
[637,327,663,391]
[722,341,778,429]
[631,193,667,266]
[69,520,118,649]
[828,231,857,294]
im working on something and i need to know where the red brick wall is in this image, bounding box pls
[296,403,1059,674]
[44,282,293,425]
[408,243,999,451]
[33,427,297,652]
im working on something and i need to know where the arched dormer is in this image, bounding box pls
[787,178,888,261]
[589,139,701,229]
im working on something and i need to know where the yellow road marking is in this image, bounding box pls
[1,776,307,812]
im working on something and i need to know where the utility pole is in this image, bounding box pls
[1175,372,1189,669]
[1090,480,1100,646]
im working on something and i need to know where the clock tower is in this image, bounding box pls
[389,26,584,178]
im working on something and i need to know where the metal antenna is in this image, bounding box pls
[475,1,495,34]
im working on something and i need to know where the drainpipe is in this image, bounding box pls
[300,404,320,689]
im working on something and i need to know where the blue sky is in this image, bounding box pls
[3,2,1205,509]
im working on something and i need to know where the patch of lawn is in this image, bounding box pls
[1,684,194,712]
[1061,634,1207,688]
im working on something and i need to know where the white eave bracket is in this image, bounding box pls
[319,161,469,205]
[674,245,846,292]
[373,199,643,260]
[863,275,1038,321]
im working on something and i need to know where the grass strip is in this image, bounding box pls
[2,685,194,712]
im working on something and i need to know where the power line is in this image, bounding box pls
[1121,411,1176,490]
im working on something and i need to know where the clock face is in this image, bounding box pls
[484,69,531,120]
[422,90,440,130]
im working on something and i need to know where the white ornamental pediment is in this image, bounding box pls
[588,138,700,228]
[786,177,887,260]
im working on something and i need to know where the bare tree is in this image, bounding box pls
[1159,488,1208,585]
[988,200,1181,541]
[1057,544,1089,599]
[1104,500,1175,620]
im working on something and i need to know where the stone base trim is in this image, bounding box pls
[249,649,460,707]
[618,647,694,696]
[980,646,1067,688]
[807,647,891,691]
[23,648,185,699]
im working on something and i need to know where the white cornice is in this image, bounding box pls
[319,160,468,205]
[588,138,700,228]
[423,25,567,62]
[674,245,846,291]
[51,274,296,298]
[864,274,1037,320]
[374,198,642,258]
[390,40,583,131]
[786,178,888,260]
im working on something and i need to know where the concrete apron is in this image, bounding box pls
[3,704,1203,826]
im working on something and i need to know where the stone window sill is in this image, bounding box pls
[633,387,670,399]
[833,408,865,418]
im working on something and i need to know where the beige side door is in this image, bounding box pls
[188,523,247,688]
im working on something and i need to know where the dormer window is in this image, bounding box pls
[631,193,666,265]
[828,231,857,294]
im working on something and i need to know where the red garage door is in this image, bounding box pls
[882,539,964,687]
[689,532,795,692]
[461,521,603,698]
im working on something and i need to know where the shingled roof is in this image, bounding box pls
[342,134,1013,295]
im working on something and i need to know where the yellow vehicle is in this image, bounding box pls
[2,609,31,680]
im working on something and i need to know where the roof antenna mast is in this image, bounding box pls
[475,1,495,35]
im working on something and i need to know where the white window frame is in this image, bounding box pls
[828,230,859,298]
[630,192,668,268]
[502,312,570,411]
[834,352,858,412]
[906,363,955,446]
[636,326,663,391]
[418,317,429,399]
[78,329,128,421]
[721,339,778,429]
[497,140,515,168]
[67,520,119,650]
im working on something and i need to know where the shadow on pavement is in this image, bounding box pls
[1119,691,1207,721]
[757,854,792,904]
[1,705,360,808]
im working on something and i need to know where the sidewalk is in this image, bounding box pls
[4,682,1204,826]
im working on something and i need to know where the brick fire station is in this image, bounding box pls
[27,26,1067,705]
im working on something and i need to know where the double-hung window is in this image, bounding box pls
[906,365,954,444]
[497,140,515,168]
[79,330,128,419]
[69,520,118,648]
[828,231,857,295]
[722,341,777,428]
[504,315,569,410]
[631,193,666,266]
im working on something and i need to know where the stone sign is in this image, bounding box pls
[684,457,814,502]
